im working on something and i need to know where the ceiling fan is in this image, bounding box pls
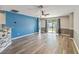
[37,5,50,16]
[41,10,49,16]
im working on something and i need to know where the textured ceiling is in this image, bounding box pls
[0,5,78,18]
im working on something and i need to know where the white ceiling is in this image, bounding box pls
[0,5,79,18]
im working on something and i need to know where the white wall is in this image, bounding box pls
[60,13,74,30]
[73,10,79,52]
[60,16,69,29]
[0,12,5,24]
[69,13,74,30]
[74,10,79,33]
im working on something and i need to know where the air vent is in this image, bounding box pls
[11,10,19,13]
[0,10,5,13]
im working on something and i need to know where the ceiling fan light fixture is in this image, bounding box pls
[11,9,19,13]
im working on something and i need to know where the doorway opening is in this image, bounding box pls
[47,18,58,33]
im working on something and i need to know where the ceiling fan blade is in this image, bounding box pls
[41,10,44,15]
[44,13,50,16]
[37,5,43,8]
[39,5,43,8]
[40,5,43,8]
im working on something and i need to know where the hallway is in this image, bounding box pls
[1,32,76,54]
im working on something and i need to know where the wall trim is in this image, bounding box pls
[72,38,79,53]
[0,42,12,53]
[12,32,37,40]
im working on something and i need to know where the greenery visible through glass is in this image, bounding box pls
[48,18,57,32]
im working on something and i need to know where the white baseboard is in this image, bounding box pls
[12,32,37,40]
[0,42,12,53]
[72,38,79,53]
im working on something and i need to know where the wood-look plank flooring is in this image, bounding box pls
[0,32,77,54]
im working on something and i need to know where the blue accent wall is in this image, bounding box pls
[6,11,39,39]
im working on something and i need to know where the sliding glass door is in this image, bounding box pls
[47,18,57,33]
